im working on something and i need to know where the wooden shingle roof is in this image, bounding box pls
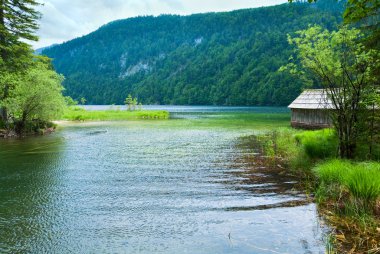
[288,89,334,109]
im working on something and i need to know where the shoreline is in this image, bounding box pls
[244,130,380,253]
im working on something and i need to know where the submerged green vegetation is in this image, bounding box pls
[60,107,290,131]
[170,112,291,130]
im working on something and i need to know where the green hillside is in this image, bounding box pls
[42,0,344,105]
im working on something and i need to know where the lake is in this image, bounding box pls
[0,106,327,253]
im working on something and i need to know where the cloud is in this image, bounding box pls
[33,0,287,49]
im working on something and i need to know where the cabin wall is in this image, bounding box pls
[291,109,332,129]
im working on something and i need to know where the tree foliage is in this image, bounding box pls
[124,94,139,111]
[0,0,67,135]
[4,57,66,132]
[289,0,380,49]
[288,25,380,158]
[42,0,344,106]
[0,0,40,67]
[0,0,41,124]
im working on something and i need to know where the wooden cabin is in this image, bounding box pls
[288,89,333,129]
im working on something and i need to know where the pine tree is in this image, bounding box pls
[0,0,41,124]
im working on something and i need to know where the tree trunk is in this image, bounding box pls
[15,112,27,135]
[368,104,375,159]
[0,108,7,124]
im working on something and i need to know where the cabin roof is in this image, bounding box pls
[288,89,334,109]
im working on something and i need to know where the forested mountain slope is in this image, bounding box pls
[42,0,344,105]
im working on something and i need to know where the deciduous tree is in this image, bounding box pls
[288,25,380,158]
[4,57,66,134]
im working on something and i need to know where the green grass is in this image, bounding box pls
[61,107,169,121]
[253,128,329,175]
[315,160,380,203]
[295,129,338,159]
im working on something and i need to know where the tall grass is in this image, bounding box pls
[314,160,380,213]
[295,129,338,159]
[259,129,337,175]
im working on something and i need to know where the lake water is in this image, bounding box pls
[0,107,327,253]
[84,105,289,118]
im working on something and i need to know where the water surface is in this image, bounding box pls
[0,107,326,253]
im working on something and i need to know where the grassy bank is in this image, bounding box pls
[315,160,380,253]
[61,107,169,121]
[247,129,380,253]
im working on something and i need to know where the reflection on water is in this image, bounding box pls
[0,135,66,253]
[0,110,326,253]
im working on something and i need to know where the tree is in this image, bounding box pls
[288,25,380,158]
[344,0,380,44]
[124,95,140,111]
[4,57,66,134]
[132,97,137,111]
[289,0,380,49]
[64,96,78,106]
[80,97,86,105]
[124,94,133,111]
[0,0,41,124]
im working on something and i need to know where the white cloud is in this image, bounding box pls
[33,0,287,49]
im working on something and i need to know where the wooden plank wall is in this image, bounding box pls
[291,109,332,128]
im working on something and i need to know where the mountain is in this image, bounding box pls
[42,0,344,106]
[35,44,57,55]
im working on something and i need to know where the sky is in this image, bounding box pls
[33,0,288,49]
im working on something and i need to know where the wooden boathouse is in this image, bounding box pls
[288,89,333,129]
